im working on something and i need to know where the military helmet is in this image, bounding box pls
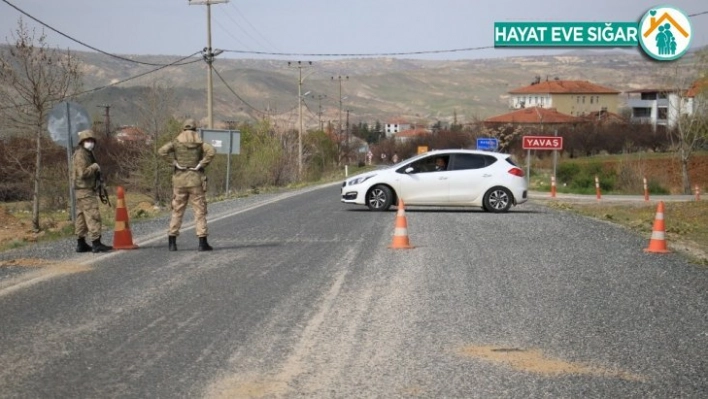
[77,129,96,143]
[183,119,197,131]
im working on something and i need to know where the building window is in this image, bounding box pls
[590,96,594,104]
[633,108,651,118]
[582,96,586,104]
[658,107,668,120]
[576,96,580,104]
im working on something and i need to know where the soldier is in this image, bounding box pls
[73,129,113,253]
[158,119,216,251]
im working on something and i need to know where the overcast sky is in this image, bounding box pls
[0,0,706,61]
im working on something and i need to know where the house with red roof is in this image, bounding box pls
[115,126,151,144]
[508,78,620,117]
[625,79,706,130]
[484,107,580,126]
[384,118,412,138]
[394,127,431,143]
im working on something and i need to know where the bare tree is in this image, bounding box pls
[138,81,177,204]
[0,19,82,231]
[660,51,708,194]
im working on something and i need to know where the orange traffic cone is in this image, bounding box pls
[644,201,669,254]
[389,199,413,249]
[113,186,138,250]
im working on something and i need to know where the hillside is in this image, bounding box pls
[3,45,705,131]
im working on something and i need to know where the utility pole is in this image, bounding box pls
[345,109,350,148]
[97,104,110,138]
[312,94,327,131]
[289,61,313,179]
[190,0,228,129]
[331,76,348,140]
[331,75,348,163]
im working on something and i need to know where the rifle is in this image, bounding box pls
[95,171,112,207]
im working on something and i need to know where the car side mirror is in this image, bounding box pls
[405,166,416,174]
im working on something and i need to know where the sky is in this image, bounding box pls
[0,0,707,61]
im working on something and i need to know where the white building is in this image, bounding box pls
[625,89,693,130]
[384,119,412,138]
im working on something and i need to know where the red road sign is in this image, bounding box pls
[522,136,563,150]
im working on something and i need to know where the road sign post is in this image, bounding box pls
[522,135,564,185]
[199,129,241,195]
[476,137,499,151]
[48,101,92,221]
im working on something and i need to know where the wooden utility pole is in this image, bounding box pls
[97,104,110,138]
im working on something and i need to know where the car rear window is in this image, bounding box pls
[504,156,520,167]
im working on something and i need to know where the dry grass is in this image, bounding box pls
[0,191,163,252]
[543,200,708,266]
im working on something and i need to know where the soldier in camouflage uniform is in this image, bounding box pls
[158,119,216,251]
[73,129,113,253]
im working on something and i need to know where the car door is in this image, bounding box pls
[394,154,449,204]
[447,153,497,204]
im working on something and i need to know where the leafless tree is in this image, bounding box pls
[660,51,708,194]
[0,19,82,231]
[137,81,177,204]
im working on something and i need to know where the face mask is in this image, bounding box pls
[83,141,95,151]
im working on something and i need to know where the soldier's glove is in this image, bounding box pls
[173,161,187,170]
[189,162,204,171]
[90,163,101,173]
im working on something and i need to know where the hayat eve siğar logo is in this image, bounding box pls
[638,6,692,61]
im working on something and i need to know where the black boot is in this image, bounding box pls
[76,237,92,253]
[198,236,213,251]
[91,238,113,253]
[168,235,177,251]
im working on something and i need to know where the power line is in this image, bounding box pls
[221,45,496,58]
[226,2,280,52]
[211,66,267,116]
[0,51,202,111]
[1,0,199,67]
[72,52,202,97]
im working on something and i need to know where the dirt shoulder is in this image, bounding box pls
[531,195,708,266]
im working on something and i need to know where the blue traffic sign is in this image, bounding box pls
[476,137,499,151]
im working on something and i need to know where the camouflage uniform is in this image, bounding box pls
[72,129,112,253]
[158,119,216,251]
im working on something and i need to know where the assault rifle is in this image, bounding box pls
[95,172,112,207]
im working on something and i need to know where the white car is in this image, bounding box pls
[341,149,528,212]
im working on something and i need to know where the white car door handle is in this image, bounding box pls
[439,177,448,180]
[483,174,492,178]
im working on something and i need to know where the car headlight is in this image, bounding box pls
[348,174,376,186]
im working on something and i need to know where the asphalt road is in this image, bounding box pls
[1,184,707,398]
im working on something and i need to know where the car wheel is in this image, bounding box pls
[366,185,393,211]
[483,187,513,213]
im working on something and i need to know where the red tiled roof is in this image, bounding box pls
[484,107,579,124]
[396,128,430,138]
[686,79,708,98]
[509,80,619,94]
[115,126,150,142]
[578,111,625,123]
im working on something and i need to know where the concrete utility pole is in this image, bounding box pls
[289,61,313,179]
[190,0,228,129]
[97,104,110,138]
[331,76,348,141]
[313,94,327,131]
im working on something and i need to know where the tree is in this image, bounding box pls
[137,82,177,204]
[661,51,708,194]
[0,19,82,231]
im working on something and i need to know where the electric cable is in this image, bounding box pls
[211,66,268,116]
[1,0,200,67]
